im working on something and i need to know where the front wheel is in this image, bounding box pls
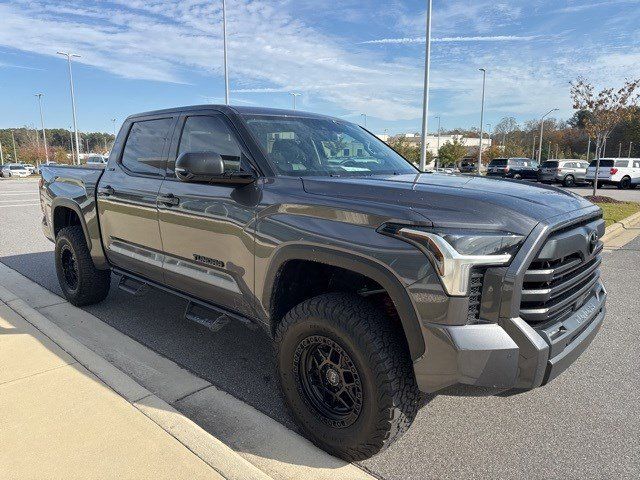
[55,226,111,306]
[563,175,576,187]
[275,293,420,461]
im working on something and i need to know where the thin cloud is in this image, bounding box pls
[553,0,639,14]
[361,35,539,45]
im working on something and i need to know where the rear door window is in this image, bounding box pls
[542,161,559,168]
[614,160,629,167]
[121,118,174,176]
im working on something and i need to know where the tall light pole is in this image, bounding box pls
[537,108,558,164]
[629,141,633,158]
[434,115,441,169]
[222,0,230,105]
[67,126,74,163]
[11,130,18,162]
[290,93,301,110]
[531,135,536,159]
[0,140,4,165]
[419,0,433,172]
[586,136,591,161]
[57,51,81,165]
[477,68,487,174]
[35,93,49,164]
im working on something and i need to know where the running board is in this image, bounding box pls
[184,301,231,332]
[118,275,149,296]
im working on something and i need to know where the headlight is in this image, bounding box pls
[379,224,523,296]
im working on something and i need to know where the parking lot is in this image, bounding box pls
[1,178,639,479]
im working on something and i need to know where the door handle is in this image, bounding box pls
[98,185,115,197]
[158,193,180,207]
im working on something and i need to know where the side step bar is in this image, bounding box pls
[118,275,149,296]
[114,269,258,332]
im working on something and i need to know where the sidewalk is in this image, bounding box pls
[0,293,270,480]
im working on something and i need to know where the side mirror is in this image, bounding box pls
[175,151,256,185]
[175,152,224,183]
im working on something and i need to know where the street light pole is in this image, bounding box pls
[586,136,591,161]
[0,140,4,165]
[69,127,74,164]
[618,142,622,158]
[222,0,230,105]
[435,115,441,170]
[11,130,18,162]
[630,141,633,158]
[537,108,558,164]
[360,113,367,127]
[290,93,301,110]
[419,0,433,172]
[477,68,487,174]
[57,51,81,165]
[35,93,49,164]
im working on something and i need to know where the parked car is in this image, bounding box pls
[39,105,606,460]
[458,158,477,173]
[585,158,640,189]
[486,157,540,180]
[85,155,108,166]
[538,159,589,187]
[21,163,36,175]
[1,163,31,178]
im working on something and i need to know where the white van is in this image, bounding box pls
[586,158,640,189]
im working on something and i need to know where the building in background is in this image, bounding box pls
[389,133,492,157]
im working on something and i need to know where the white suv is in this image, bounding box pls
[1,163,31,178]
[586,158,640,189]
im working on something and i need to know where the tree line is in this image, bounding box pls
[0,127,115,165]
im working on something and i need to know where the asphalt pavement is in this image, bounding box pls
[1,178,639,479]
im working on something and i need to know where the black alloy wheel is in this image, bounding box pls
[295,335,363,428]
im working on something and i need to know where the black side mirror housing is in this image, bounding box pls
[175,152,255,185]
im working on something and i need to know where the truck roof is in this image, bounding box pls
[126,105,335,122]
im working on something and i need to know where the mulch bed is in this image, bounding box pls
[584,195,624,204]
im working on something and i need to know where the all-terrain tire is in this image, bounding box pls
[55,225,111,306]
[275,293,420,461]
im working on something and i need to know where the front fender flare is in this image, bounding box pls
[262,244,425,360]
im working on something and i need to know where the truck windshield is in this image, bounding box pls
[242,115,417,176]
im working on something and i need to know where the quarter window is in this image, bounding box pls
[121,118,173,176]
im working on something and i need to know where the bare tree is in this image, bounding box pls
[571,77,640,195]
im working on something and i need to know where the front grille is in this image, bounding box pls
[467,269,484,322]
[520,216,604,329]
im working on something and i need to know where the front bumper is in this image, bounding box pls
[412,282,606,393]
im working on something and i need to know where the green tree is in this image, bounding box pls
[438,138,467,166]
[388,137,424,166]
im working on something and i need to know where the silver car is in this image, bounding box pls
[538,159,589,187]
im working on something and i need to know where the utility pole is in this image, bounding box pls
[290,93,301,110]
[35,93,49,164]
[477,68,487,174]
[11,130,18,162]
[537,108,558,164]
[419,0,433,172]
[57,51,81,165]
[222,0,230,105]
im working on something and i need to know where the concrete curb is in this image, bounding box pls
[602,209,640,247]
[0,284,271,480]
[0,266,375,480]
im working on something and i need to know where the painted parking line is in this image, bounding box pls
[0,203,40,208]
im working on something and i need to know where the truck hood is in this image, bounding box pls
[302,173,597,236]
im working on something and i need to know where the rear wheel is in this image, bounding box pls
[619,176,632,189]
[55,226,111,306]
[513,173,522,180]
[275,293,420,461]
[563,175,576,187]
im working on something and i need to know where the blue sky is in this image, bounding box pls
[1,0,640,134]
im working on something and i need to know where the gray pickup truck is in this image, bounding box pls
[39,105,606,460]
